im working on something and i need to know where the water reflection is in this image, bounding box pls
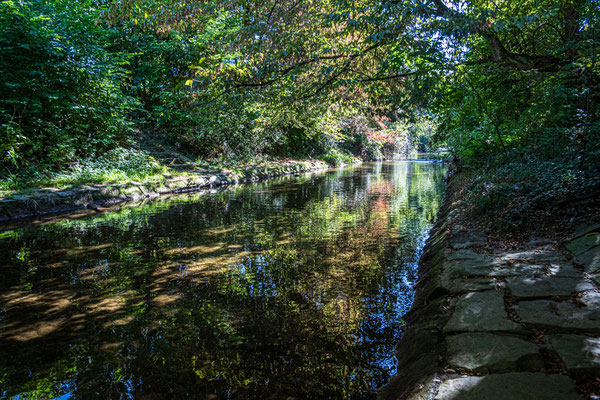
[0,162,446,399]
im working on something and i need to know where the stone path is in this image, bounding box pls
[380,220,600,400]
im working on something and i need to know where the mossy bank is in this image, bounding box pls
[0,159,335,223]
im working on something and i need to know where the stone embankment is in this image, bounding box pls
[0,160,329,222]
[380,192,600,399]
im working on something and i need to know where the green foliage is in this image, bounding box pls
[1,0,598,198]
[51,148,165,186]
[319,148,356,166]
[0,0,137,167]
[1,148,165,190]
[425,1,600,168]
[469,155,600,230]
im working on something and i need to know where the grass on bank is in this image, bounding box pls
[0,147,356,196]
[0,148,173,194]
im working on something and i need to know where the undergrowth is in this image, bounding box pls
[318,149,357,166]
[466,154,600,231]
[0,148,168,192]
[0,148,332,195]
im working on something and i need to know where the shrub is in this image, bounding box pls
[319,149,355,166]
[0,0,135,167]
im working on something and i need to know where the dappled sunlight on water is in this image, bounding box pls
[0,162,446,399]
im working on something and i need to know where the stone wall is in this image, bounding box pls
[379,177,599,400]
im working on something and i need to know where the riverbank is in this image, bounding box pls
[0,159,336,223]
[380,170,600,399]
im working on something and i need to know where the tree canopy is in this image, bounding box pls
[1,0,598,169]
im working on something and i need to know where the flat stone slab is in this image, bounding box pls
[445,259,513,277]
[549,334,600,374]
[444,291,525,334]
[546,263,583,278]
[518,292,600,333]
[450,228,488,249]
[434,373,583,400]
[574,247,600,274]
[506,276,595,298]
[499,250,568,264]
[445,249,490,262]
[565,233,600,256]
[592,272,600,287]
[445,333,543,372]
[487,262,546,277]
[439,272,495,294]
[573,224,600,239]
[485,262,579,279]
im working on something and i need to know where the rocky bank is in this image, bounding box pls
[379,177,600,399]
[0,159,330,223]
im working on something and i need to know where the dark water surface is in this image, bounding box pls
[0,162,446,399]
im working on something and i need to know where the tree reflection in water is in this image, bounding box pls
[0,161,446,399]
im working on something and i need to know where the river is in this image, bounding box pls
[0,161,446,399]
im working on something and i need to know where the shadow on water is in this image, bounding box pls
[0,162,446,399]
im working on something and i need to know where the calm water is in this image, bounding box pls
[0,162,446,400]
